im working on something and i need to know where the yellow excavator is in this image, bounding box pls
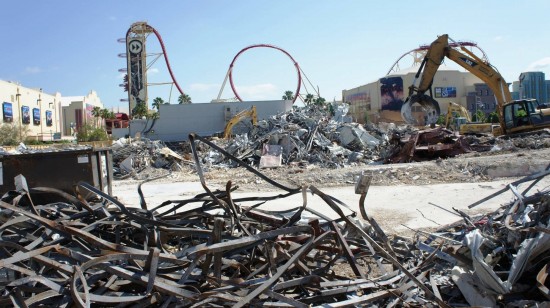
[223,106,257,139]
[445,102,494,134]
[401,34,550,136]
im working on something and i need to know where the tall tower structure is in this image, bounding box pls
[126,22,151,118]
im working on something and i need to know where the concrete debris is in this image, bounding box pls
[1,138,548,306]
[111,137,190,180]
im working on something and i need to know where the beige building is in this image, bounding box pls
[342,66,484,124]
[60,91,104,136]
[0,80,62,141]
[0,79,103,141]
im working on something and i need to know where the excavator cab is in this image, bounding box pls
[503,99,548,131]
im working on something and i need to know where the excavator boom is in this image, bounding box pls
[401,34,550,135]
[223,106,257,139]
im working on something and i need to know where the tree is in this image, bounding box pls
[132,102,148,119]
[91,106,101,127]
[282,91,294,101]
[472,110,486,123]
[304,94,314,106]
[152,97,164,110]
[314,96,326,106]
[486,111,499,123]
[178,94,192,104]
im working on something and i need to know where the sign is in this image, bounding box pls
[21,106,30,124]
[2,102,13,122]
[434,87,457,98]
[46,110,53,126]
[33,108,40,125]
[128,39,143,54]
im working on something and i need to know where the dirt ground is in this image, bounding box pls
[124,146,550,192]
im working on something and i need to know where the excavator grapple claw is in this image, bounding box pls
[400,94,441,125]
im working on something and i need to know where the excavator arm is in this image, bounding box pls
[402,34,511,130]
[223,106,257,139]
[403,34,550,135]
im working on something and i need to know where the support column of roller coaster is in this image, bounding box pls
[122,21,186,116]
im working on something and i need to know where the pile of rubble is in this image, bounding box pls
[0,134,548,306]
[111,137,188,180]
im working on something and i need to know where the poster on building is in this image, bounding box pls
[434,87,457,98]
[33,108,40,125]
[21,106,30,124]
[3,102,13,122]
[86,103,94,121]
[379,77,404,111]
[46,110,53,126]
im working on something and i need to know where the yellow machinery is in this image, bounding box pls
[445,102,493,134]
[223,106,257,139]
[402,34,550,136]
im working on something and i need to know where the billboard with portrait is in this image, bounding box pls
[46,110,53,126]
[33,108,41,125]
[21,106,31,124]
[379,77,404,111]
[3,102,13,122]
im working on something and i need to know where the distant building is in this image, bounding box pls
[518,71,548,104]
[0,79,104,141]
[0,80,63,141]
[342,66,483,124]
[466,83,502,116]
[60,91,104,136]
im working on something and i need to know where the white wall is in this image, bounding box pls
[129,100,293,141]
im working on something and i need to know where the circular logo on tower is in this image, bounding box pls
[128,40,143,54]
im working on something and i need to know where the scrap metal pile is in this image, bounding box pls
[0,133,548,307]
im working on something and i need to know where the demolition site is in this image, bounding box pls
[0,21,549,307]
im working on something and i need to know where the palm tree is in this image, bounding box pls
[314,96,326,106]
[91,106,101,127]
[178,94,192,104]
[132,102,148,119]
[304,94,314,106]
[282,90,294,101]
[152,97,164,110]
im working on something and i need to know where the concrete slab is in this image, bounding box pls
[112,176,550,235]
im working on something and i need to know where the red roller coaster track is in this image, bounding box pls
[225,44,302,104]
[386,39,489,76]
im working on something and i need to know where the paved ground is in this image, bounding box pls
[112,174,550,235]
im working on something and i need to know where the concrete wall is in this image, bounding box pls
[0,80,63,141]
[129,100,293,141]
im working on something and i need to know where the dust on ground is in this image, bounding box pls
[118,147,550,193]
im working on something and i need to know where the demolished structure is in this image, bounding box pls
[0,128,549,306]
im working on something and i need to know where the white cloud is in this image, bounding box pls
[147,68,160,74]
[527,57,550,71]
[109,16,117,21]
[189,83,220,91]
[235,83,278,100]
[23,66,42,74]
[493,35,503,42]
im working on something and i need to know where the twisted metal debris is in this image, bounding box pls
[0,133,549,307]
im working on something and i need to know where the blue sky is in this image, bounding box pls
[2,1,550,110]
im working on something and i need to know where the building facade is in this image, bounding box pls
[518,71,548,104]
[342,66,483,124]
[60,91,104,136]
[0,79,103,141]
[0,80,63,141]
